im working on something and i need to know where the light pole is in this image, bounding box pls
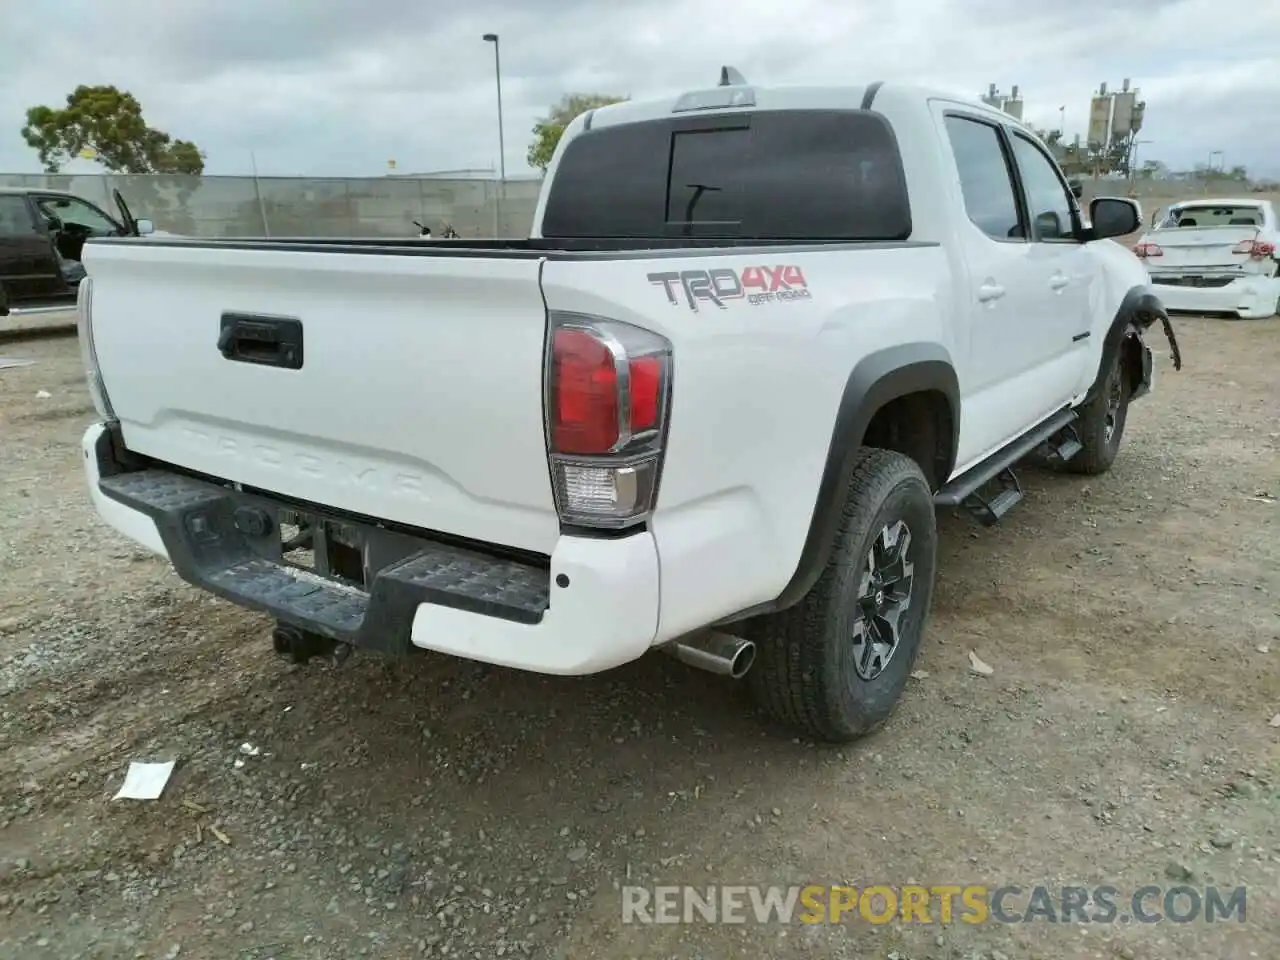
[1128,138,1152,191]
[1058,105,1065,136]
[482,33,505,237]
[1207,150,1224,195]
[482,33,506,183]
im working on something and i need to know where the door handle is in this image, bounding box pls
[219,313,305,370]
[977,282,1006,303]
[1049,273,1070,291]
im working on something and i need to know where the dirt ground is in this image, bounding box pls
[1,316,1277,960]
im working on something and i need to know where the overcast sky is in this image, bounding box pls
[2,0,1278,179]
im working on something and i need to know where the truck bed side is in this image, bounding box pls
[540,242,954,641]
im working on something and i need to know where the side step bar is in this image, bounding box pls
[963,468,1022,527]
[935,407,1080,525]
[1036,423,1083,464]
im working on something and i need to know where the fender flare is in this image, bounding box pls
[1087,285,1181,403]
[732,343,959,619]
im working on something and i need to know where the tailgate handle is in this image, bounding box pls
[218,313,304,370]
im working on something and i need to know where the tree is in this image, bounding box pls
[21,85,205,175]
[526,92,628,172]
[1137,159,1169,180]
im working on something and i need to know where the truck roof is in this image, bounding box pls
[583,77,1028,134]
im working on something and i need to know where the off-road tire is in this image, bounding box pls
[1067,345,1131,475]
[745,449,938,743]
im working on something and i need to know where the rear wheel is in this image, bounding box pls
[1067,346,1131,475]
[746,449,938,743]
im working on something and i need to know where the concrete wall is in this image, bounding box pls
[2,171,1275,241]
[0,173,542,240]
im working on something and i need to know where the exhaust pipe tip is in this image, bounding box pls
[727,641,755,679]
[664,631,756,679]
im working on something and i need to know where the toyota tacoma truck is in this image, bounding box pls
[76,72,1182,743]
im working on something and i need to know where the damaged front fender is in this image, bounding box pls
[1089,286,1183,406]
[1137,295,1183,373]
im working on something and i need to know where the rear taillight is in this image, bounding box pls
[1133,242,1163,258]
[1232,239,1276,259]
[76,277,116,421]
[545,313,672,529]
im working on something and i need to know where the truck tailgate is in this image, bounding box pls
[82,241,560,555]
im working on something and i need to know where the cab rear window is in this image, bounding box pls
[541,109,912,241]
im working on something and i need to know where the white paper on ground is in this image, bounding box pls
[0,357,36,371]
[113,760,176,800]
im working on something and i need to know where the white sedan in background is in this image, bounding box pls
[1131,198,1280,319]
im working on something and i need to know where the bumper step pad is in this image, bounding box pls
[98,468,550,654]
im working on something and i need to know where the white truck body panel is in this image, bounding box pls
[84,242,562,554]
[541,245,953,638]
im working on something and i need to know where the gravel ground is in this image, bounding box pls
[1,317,1277,960]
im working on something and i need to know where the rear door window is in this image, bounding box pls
[942,115,1024,242]
[0,196,38,236]
[541,109,912,241]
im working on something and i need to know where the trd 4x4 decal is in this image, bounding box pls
[647,265,811,311]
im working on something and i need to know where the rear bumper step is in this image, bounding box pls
[97,467,551,654]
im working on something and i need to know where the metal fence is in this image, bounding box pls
[1,171,1275,241]
[1077,177,1277,202]
[0,173,543,240]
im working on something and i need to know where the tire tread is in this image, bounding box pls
[748,448,934,742]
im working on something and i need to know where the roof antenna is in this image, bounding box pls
[719,65,747,86]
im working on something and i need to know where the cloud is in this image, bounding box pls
[1,0,1277,177]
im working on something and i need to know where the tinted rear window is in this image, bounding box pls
[1157,205,1263,229]
[541,109,911,241]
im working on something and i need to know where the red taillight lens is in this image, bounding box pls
[1133,242,1162,258]
[551,328,618,455]
[1232,239,1276,259]
[549,326,670,456]
[545,315,672,529]
[629,356,661,433]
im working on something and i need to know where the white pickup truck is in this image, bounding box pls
[76,73,1182,743]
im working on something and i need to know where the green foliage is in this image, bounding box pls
[1191,163,1250,182]
[526,92,628,172]
[21,85,205,175]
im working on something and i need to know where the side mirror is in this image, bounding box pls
[44,215,63,232]
[1068,179,1083,200]
[134,218,155,236]
[1088,197,1141,240]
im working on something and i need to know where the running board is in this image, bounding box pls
[1034,422,1083,465]
[935,408,1079,511]
[963,468,1022,527]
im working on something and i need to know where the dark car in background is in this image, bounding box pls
[0,187,154,316]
